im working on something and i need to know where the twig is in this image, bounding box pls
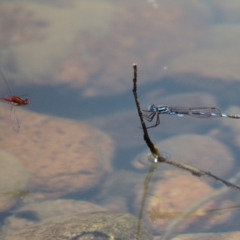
[158,158,240,191]
[132,64,162,158]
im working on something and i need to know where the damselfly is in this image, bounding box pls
[0,69,29,131]
[142,104,240,129]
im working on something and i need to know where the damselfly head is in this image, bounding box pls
[148,104,157,112]
[11,96,29,106]
[22,98,29,105]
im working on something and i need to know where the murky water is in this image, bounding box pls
[1,0,240,239]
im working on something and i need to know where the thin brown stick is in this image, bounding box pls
[132,64,162,158]
[133,64,159,240]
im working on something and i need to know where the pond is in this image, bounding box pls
[0,0,240,239]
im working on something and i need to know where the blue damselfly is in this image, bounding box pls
[142,104,240,129]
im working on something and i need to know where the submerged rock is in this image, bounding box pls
[0,212,153,240]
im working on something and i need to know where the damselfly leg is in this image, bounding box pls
[142,110,160,129]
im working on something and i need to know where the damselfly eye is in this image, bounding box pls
[148,104,156,111]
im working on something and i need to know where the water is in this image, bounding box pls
[1,0,240,239]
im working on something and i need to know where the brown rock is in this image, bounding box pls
[0,103,115,199]
[134,171,231,235]
[2,200,107,236]
[53,1,209,97]
[0,212,153,240]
